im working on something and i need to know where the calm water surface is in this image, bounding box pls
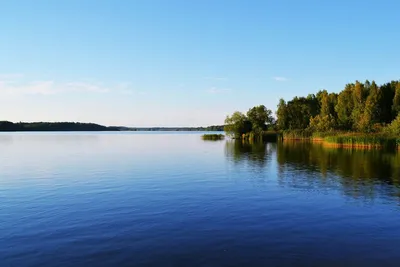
[1,132,400,266]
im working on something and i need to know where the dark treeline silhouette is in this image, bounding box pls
[124,125,224,131]
[0,121,118,131]
[276,80,400,134]
[0,121,225,132]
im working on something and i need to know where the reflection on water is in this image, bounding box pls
[277,141,400,182]
[225,140,400,202]
[224,140,276,168]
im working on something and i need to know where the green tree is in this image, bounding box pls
[378,81,396,123]
[246,105,273,134]
[283,96,319,130]
[308,114,336,132]
[319,90,330,117]
[276,99,288,130]
[351,81,367,130]
[392,82,400,118]
[328,93,338,118]
[224,111,252,138]
[358,81,380,132]
[364,80,371,91]
[335,83,354,129]
[384,114,400,135]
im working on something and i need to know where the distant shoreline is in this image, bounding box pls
[0,121,224,132]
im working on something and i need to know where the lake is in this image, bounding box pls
[1,132,400,267]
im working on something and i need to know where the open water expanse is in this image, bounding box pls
[1,132,400,267]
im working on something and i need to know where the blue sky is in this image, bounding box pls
[0,0,399,126]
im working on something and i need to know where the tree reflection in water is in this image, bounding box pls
[225,140,400,202]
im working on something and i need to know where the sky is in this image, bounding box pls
[0,0,399,127]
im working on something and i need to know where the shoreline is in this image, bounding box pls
[256,131,400,151]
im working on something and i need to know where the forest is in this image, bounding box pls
[224,80,400,148]
[276,80,400,134]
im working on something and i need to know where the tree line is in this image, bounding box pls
[225,80,400,137]
[126,125,224,131]
[277,80,400,133]
[0,121,225,132]
[0,121,119,131]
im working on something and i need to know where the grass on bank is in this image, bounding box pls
[240,131,280,142]
[282,130,347,140]
[201,134,225,140]
[209,127,400,150]
[323,134,398,149]
[282,130,400,150]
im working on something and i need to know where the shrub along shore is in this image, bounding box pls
[203,129,400,150]
[201,134,225,140]
[202,130,400,151]
[233,130,400,150]
[281,130,400,150]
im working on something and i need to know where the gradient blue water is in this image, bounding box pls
[1,133,400,267]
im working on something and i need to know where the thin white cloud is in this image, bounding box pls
[118,88,146,95]
[26,81,56,95]
[115,82,146,95]
[273,76,288,82]
[66,82,109,93]
[207,87,231,94]
[117,82,132,89]
[0,75,145,96]
[0,80,56,95]
[0,73,24,80]
[204,76,228,81]
[0,80,110,95]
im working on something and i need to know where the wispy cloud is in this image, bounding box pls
[273,76,288,82]
[0,80,56,95]
[0,73,24,80]
[114,82,146,95]
[0,75,140,96]
[204,76,228,81]
[26,81,56,95]
[0,80,111,95]
[207,87,231,94]
[66,82,109,93]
